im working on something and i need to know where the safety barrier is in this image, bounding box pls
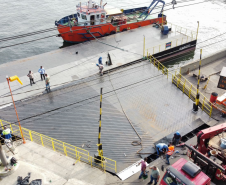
[0,119,117,173]
[148,55,213,117]
[146,22,197,55]
[171,71,212,117]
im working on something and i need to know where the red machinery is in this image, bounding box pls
[192,123,226,181]
[160,158,211,185]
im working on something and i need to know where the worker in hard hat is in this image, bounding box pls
[156,143,169,156]
[165,142,175,165]
[172,131,182,145]
[1,126,12,140]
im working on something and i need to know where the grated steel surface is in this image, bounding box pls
[0,61,210,172]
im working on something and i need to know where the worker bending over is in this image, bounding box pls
[1,126,12,140]
[156,143,168,156]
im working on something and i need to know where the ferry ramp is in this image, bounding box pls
[0,59,210,172]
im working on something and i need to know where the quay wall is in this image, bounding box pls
[180,49,226,74]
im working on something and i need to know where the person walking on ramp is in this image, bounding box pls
[38,66,45,80]
[137,157,148,180]
[27,71,35,86]
[45,74,50,92]
[96,57,104,76]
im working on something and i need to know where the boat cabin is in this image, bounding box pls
[76,0,107,26]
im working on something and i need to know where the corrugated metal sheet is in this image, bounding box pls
[0,61,209,172]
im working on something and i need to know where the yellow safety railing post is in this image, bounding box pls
[158,62,160,70]
[210,106,213,117]
[172,74,174,83]
[90,156,93,167]
[202,97,205,110]
[185,29,187,35]
[159,45,161,52]
[29,131,33,141]
[52,138,55,151]
[189,85,192,98]
[63,143,67,156]
[154,58,156,66]
[0,120,4,129]
[167,69,168,79]
[75,147,78,158]
[177,76,180,88]
[183,79,186,93]
[40,135,44,146]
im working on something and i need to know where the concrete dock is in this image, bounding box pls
[0,22,208,182]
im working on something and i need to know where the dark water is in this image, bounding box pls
[0,0,226,66]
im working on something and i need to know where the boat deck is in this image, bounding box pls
[65,12,157,26]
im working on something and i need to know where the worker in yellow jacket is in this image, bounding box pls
[166,142,175,165]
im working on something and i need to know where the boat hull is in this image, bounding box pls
[57,17,166,43]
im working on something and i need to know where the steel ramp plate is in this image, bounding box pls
[117,159,149,181]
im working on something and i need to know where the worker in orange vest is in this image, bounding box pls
[166,142,175,165]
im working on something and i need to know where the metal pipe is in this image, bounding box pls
[6,77,26,144]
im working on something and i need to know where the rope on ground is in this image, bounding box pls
[107,71,143,154]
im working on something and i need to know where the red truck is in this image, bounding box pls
[160,158,211,185]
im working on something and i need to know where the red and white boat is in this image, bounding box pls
[55,0,166,43]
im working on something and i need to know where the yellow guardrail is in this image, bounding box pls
[0,119,117,173]
[148,55,213,117]
[146,22,197,55]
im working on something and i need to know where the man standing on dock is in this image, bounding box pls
[165,142,175,165]
[27,70,35,86]
[38,66,45,80]
[172,131,182,145]
[148,166,160,185]
[45,74,50,92]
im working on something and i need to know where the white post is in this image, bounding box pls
[88,0,92,8]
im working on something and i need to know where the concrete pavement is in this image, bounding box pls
[1,140,120,185]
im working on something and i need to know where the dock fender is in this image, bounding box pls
[110,31,116,34]
[122,28,127,32]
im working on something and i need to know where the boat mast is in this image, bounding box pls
[100,0,103,7]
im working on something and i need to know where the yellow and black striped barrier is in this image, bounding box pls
[97,87,103,157]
